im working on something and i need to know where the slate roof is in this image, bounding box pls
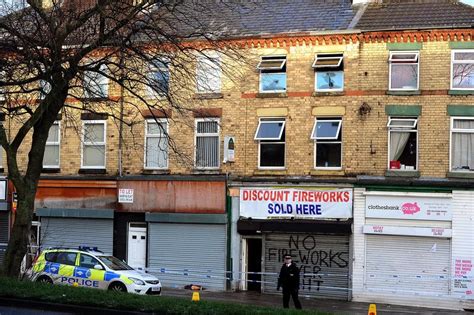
[356,0,474,31]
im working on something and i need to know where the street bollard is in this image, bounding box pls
[368,303,377,315]
[192,290,200,302]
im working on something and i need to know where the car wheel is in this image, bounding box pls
[108,282,127,293]
[36,276,53,284]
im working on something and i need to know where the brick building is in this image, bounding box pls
[1,0,473,309]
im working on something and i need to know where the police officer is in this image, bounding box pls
[277,254,302,309]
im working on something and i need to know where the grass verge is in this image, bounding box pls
[0,277,330,315]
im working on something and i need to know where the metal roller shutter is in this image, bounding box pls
[0,212,9,264]
[263,233,350,300]
[40,218,113,254]
[148,223,227,291]
[365,235,450,296]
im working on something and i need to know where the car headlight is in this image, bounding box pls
[128,277,145,285]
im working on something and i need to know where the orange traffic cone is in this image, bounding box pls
[368,304,377,315]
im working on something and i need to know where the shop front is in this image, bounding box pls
[237,186,353,300]
[0,178,9,264]
[352,188,474,310]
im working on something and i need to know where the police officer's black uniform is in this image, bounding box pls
[277,257,302,309]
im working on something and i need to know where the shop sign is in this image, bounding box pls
[363,224,452,238]
[239,188,352,219]
[365,194,452,221]
[453,257,474,299]
[118,188,134,203]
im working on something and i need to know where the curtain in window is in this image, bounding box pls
[452,120,474,170]
[146,137,168,168]
[196,136,219,168]
[390,131,410,160]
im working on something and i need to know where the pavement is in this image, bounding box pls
[163,288,471,315]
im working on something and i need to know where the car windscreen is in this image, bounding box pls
[98,256,134,270]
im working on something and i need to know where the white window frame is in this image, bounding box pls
[387,117,418,171]
[312,118,342,170]
[81,120,107,169]
[387,117,418,129]
[311,119,342,140]
[194,118,220,169]
[147,59,170,99]
[144,119,169,170]
[196,54,221,94]
[83,63,109,99]
[254,120,286,141]
[388,51,420,91]
[258,55,287,94]
[450,49,474,90]
[312,54,343,68]
[43,121,61,169]
[0,71,6,101]
[257,117,286,170]
[449,116,474,172]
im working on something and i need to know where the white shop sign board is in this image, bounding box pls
[453,257,474,299]
[118,188,134,203]
[363,224,452,238]
[365,194,452,221]
[240,188,352,219]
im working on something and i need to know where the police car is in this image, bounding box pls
[27,247,162,295]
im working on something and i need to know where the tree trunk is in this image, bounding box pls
[2,191,36,277]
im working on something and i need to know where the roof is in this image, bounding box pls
[356,0,474,31]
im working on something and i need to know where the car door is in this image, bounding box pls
[54,251,77,285]
[78,253,106,289]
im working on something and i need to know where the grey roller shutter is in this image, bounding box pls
[0,212,8,264]
[365,235,450,296]
[148,223,227,290]
[40,218,113,254]
[263,233,350,300]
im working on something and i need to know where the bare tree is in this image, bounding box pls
[0,0,250,277]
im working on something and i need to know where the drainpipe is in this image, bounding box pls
[118,49,124,177]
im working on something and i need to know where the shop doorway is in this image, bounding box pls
[127,223,147,270]
[246,238,262,291]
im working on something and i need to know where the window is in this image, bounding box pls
[43,121,60,168]
[255,118,285,168]
[79,254,102,269]
[82,121,106,168]
[0,71,6,101]
[311,118,342,168]
[145,119,168,169]
[388,117,418,171]
[451,50,474,90]
[195,119,219,169]
[313,53,344,92]
[258,56,287,93]
[83,64,109,98]
[147,60,169,97]
[56,252,77,266]
[450,117,474,172]
[389,51,419,91]
[196,55,221,93]
[39,79,52,99]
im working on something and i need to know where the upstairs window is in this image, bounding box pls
[43,121,60,169]
[255,118,286,168]
[451,50,474,90]
[147,60,169,98]
[145,119,168,169]
[195,119,220,169]
[388,117,418,171]
[196,55,221,93]
[311,118,342,168]
[313,53,344,92]
[450,118,474,172]
[82,121,106,169]
[0,71,6,101]
[257,56,287,93]
[83,64,109,99]
[389,52,419,91]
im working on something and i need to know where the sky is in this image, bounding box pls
[461,0,474,5]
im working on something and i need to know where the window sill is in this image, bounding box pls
[78,168,107,175]
[253,169,287,176]
[42,168,61,174]
[386,90,420,96]
[312,91,345,97]
[256,92,288,98]
[142,169,170,175]
[447,171,474,179]
[311,169,344,176]
[385,170,420,177]
[194,93,223,99]
[448,90,474,96]
[192,169,222,175]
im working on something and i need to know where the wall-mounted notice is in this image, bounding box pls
[453,258,474,299]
